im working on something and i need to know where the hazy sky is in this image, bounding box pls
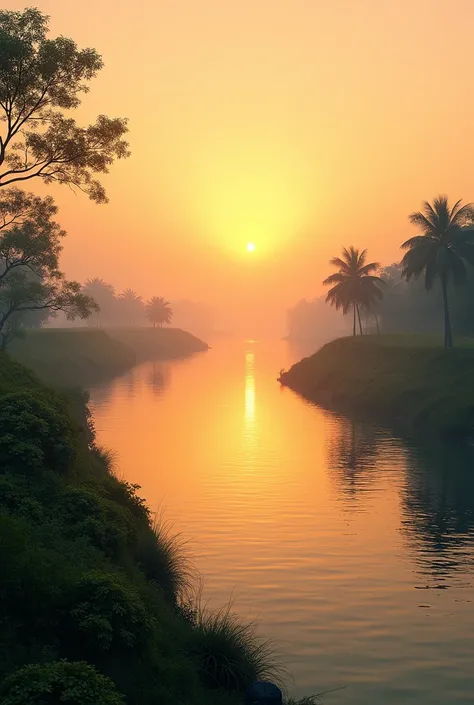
[4,0,474,334]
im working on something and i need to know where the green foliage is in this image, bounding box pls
[0,474,44,521]
[57,486,135,557]
[0,390,75,471]
[189,605,283,693]
[0,660,125,705]
[0,189,98,348]
[67,571,151,655]
[0,8,129,202]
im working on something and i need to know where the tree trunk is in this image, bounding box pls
[441,275,453,348]
[353,302,356,336]
[356,305,363,335]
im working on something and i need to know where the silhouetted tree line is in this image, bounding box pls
[81,279,173,328]
[289,196,474,348]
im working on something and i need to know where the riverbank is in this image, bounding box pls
[0,353,311,705]
[9,327,209,389]
[108,326,209,360]
[279,335,474,435]
[9,328,136,388]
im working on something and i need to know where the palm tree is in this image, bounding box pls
[401,196,474,348]
[119,288,144,326]
[82,278,116,327]
[323,247,384,336]
[145,296,172,328]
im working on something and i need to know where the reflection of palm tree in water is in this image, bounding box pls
[328,418,474,580]
[326,419,380,498]
[148,362,169,395]
[401,440,474,578]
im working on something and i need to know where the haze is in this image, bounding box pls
[3,0,474,336]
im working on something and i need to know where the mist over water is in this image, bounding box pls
[89,339,474,704]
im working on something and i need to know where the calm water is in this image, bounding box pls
[89,339,474,704]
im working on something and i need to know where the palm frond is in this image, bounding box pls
[355,247,367,268]
[400,235,436,250]
[401,247,430,280]
[409,211,436,233]
[358,261,380,275]
[329,257,350,272]
[452,202,474,227]
[322,272,347,285]
[421,200,438,226]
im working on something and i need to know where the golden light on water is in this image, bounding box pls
[244,350,256,424]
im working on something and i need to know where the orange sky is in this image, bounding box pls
[4,0,474,334]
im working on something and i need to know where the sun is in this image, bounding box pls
[246,242,256,252]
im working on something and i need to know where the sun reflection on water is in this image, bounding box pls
[243,349,257,459]
[244,350,255,424]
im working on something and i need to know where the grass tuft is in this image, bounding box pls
[135,512,196,602]
[91,444,117,475]
[189,602,286,693]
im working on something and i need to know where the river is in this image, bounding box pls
[89,339,474,704]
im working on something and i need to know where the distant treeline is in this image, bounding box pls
[52,279,214,335]
[374,263,474,336]
[287,262,474,341]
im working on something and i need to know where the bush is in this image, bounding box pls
[103,479,151,526]
[188,605,282,693]
[0,391,75,472]
[67,571,151,655]
[57,487,135,558]
[0,475,44,522]
[0,660,125,704]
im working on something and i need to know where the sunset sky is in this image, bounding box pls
[4,0,474,334]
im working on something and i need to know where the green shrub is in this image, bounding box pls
[188,605,282,693]
[0,475,44,522]
[0,660,124,704]
[57,487,135,558]
[67,571,151,655]
[0,391,75,472]
[103,479,151,526]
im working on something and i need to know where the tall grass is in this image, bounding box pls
[188,602,286,693]
[91,444,117,474]
[134,512,196,603]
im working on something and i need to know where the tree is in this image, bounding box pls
[0,190,97,348]
[82,278,116,327]
[323,246,383,336]
[0,8,129,203]
[401,195,474,347]
[119,288,144,326]
[145,296,172,328]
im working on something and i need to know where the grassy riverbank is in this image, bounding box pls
[0,354,312,705]
[9,327,209,389]
[9,328,136,388]
[108,326,209,360]
[280,335,474,435]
